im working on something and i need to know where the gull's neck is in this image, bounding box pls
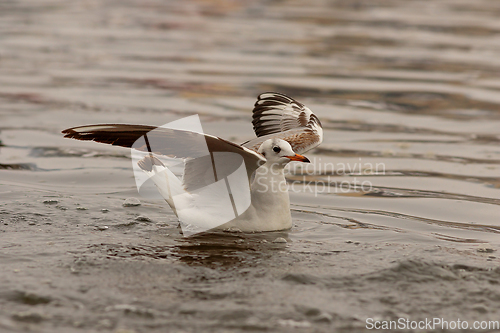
[251,162,287,193]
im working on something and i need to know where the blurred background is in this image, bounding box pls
[1,0,500,332]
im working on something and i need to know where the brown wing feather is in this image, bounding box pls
[62,124,264,182]
[242,128,321,155]
[251,92,316,137]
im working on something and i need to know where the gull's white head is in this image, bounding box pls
[258,138,310,165]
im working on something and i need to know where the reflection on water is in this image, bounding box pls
[95,231,290,269]
[1,0,500,331]
[174,232,290,267]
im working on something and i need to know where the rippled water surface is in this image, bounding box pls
[1,0,500,332]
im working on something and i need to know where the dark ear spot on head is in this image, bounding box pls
[262,152,266,157]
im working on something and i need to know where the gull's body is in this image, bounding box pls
[62,92,323,234]
[218,140,298,232]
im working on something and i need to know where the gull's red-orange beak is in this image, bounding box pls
[286,154,310,163]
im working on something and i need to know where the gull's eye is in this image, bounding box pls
[273,146,281,153]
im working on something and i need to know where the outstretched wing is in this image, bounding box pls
[62,124,265,191]
[242,92,323,154]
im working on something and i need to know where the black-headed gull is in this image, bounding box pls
[62,92,323,235]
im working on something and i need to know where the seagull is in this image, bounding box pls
[62,92,323,235]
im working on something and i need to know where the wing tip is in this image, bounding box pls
[61,128,82,140]
[255,92,294,106]
[61,125,100,140]
[257,91,291,100]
